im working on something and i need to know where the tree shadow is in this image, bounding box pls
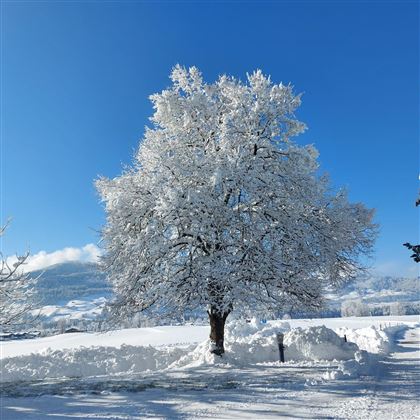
[0,364,340,419]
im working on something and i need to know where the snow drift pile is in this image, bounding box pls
[283,326,358,361]
[323,350,375,380]
[174,320,359,368]
[334,324,403,354]
[0,320,406,382]
[0,344,192,382]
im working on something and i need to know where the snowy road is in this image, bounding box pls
[1,327,419,419]
[293,327,420,419]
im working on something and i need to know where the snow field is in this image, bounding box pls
[2,316,417,383]
[31,297,107,322]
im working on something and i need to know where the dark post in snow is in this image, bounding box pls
[344,334,347,342]
[276,332,285,363]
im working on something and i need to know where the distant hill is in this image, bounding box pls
[338,276,419,304]
[321,275,420,317]
[30,261,112,306]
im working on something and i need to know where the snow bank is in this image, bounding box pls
[1,326,210,359]
[323,324,409,380]
[173,320,359,368]
[1,319,411,383]
[323,350,382,380]
[0,344,191,382]
[334,324,407,354]
[171,319,289,367]
[284,326,358,361]
[1,320,352,380]
[334,326,389,353]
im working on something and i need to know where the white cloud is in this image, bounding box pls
[6,244,102,273]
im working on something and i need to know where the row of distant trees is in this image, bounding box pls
[341,299,418,317]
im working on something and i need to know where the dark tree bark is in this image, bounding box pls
[208,307,230,355]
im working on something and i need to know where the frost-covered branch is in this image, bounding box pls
[0,222,36,329]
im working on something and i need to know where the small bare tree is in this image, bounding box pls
[0,222,35,330]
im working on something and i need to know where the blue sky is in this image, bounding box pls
[1,1,419,276]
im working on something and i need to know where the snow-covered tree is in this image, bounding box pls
[0,222,35,329]
[341,299,370,317]
[97,66,377,355]
[389,301,406,316]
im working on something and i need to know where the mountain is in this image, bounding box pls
[338,275,419,304]
[30,261,112,306]
[323,275,420,317]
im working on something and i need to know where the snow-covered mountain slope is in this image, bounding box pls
[31,297,107,326]
[31,261,111,305]
[339,276,419,303]
[329,275,420,316]
[26,262,111,331]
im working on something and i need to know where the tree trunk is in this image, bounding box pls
[208,307,230,355]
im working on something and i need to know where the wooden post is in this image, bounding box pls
[344,334,347,342]
[276,332,285,363]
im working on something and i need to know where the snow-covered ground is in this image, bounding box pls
[1,315,419,419]
[30,297,107,323]
[3,315,416,359]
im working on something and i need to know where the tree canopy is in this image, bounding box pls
[97,66,377,352]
